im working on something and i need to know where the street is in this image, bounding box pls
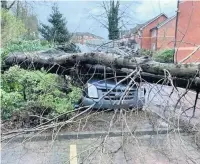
[2,132,200,164]
[145,84,200,126]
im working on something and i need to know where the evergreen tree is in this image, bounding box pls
[108,0,120,40]
[39,4,70,44]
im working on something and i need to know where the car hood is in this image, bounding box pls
[88,79,135,90]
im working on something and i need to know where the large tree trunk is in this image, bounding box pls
[4,51,200,90]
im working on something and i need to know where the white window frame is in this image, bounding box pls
[152,43,156,51]
[151,30,156,38]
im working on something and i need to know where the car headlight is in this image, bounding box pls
[138,87,145,98]
[87,83,98,98]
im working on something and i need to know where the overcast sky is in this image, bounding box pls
[34,0,178,39]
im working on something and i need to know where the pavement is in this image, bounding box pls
[2,111,170,142]
[2,133,200,164]
[1,110,200,164]
[144,84,200,129]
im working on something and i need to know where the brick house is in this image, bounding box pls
[174,0,200,63]
[72,32,103,45]
[119,0,199,63]
[119,13,168,50]
[139,13,168,49]
[150,15,176,51]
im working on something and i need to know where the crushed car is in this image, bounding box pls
[79,78,146,110]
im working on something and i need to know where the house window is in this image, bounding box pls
[151,30,156,38]
[152,43,156,50]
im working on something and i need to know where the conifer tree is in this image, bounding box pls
[39,4,70,44]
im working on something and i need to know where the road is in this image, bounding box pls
[2,110,200,164]
[144,84,200,126]
[2,132,200,164]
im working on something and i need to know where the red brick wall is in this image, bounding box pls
[175,0,200,63]
[141,15,167,49]
[176,48,200,63]
[156,17,176,50]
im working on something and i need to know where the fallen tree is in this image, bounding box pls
[3,51,200,91]
[2,51,200,148]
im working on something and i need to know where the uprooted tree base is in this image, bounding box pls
[3,51,200,91]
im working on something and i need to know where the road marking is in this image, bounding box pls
[70,144,78,164]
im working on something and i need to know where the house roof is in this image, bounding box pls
[129,13,168,34]
[139,13,168,30]
[120,13,168,37]
[130,24,145,34]
[72,32,104,39]
[156,15,176,28]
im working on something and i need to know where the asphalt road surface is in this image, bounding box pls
[144,84,200,126]
[2,132,200,164]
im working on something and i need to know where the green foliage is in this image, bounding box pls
[1,9,27,46]
[153,49,174,63]
[13,1,39,40]
[56,43,81,53]
[1,40,52,70]
[1,66,82,120]
[1,89,24,120]
[108,1,120,40]
[39,4,71,44]
[138,49,154,57]
[40,40,50,47]
[4,40,51,53]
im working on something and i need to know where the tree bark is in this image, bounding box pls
[4,51,200,90]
